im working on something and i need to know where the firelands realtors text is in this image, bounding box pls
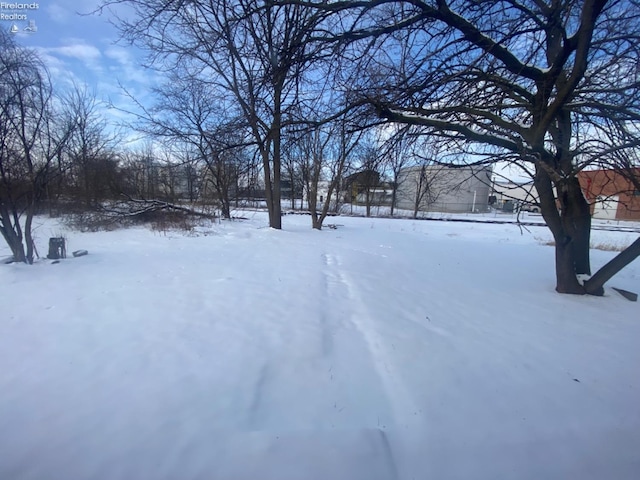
[0,2,38,20]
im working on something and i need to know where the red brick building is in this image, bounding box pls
[578,169,640,221]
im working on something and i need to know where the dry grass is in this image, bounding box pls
[538,239,624,252]
[149,211,197,234]
[590,242,625,252]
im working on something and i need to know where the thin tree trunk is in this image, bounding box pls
[268,83,283,230]
[308,181,320,229]
[333,177,341,213]
[25,202,36,264]
[584,237,640,295]
[316,179,340,230]
[262,148,276,226]
[390,182,397,217]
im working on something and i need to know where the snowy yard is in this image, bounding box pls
[1,212,639,480]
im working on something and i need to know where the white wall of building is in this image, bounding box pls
[396,165,492,213]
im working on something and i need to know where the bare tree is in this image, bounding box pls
[129,71,252,219]
[0,33,73,263]
[282,136,305,210]
[62,83,120,208]
[200,141,247,219]
[400,162,438,219]
[379,126,416,216]
[411,164,430,219]
[180,151,202,203]
[293,113,362,229]
[350,136,384,217]
[293,0,640,295]
[106,0,331,229]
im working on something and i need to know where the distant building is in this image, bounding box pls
[396,165,492,213]
[342,170,381,203]
[578,169,640,221]
[303,180,331,206]
[340,169,393,208]
[492,180,540,212]
[355,187,393,205]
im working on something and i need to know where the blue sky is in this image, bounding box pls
[2,1,528,180]
[3,1,155,135]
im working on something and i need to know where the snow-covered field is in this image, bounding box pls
[1,212,639,480]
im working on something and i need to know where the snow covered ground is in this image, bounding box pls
[1,212,639,480]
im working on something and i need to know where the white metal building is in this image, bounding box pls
[396,165,493,213]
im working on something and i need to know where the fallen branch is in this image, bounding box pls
[99,196,217,220]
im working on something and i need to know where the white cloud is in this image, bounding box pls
[49,41,102,62]
[35,39,104,80]
[103,45,160,86]
[104,46,132,65]
[33,47,77,86]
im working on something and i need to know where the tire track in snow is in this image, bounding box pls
[377,429,399,480]
[325,251,418,415]
[248,363,269,428]
[319,253,338,357]
[322,250,417,477]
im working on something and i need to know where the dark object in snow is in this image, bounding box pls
[2,256,15,264]
[612,287,638,302]
[573,378,580,383]
[72,250,88,257]
[51,260,60,264]
[47,237,66,260]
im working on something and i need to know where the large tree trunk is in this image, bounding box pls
[554,236,587,294]
[6,236,26,263]
[0,207,27,263]
[220,198,231,220]
[537,171,639,296]
[535,166,585,294]
[1,229,26,263]
[566,178,592,275]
